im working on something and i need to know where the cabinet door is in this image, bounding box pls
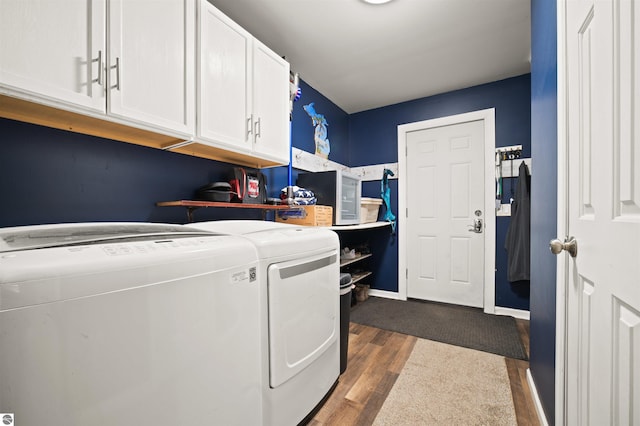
[197,0,252,152]
[108,0,194,136]
[252,40,290,163]
[0,0,106,112]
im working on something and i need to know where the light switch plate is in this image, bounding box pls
[497,203,511,216]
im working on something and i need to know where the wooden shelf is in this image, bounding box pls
[157,200,295,209]
[330,221,392,231]
[350,271,372,285]
[340,252,372,268]
[157,200,299,222]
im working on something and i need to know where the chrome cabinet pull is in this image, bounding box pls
[247,116,253,139]
[111,57,120,90]
[95,50,104,86]
[254,117,261,140]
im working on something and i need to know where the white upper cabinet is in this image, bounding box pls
[198,3,252,152]
[0,0,195,137]
[0,0,106,112]
[0,0,287,166]
[251,39,290,162]
[108,0,195,135]
[198,0,289,165]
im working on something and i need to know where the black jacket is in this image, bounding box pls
[505,162,531,282]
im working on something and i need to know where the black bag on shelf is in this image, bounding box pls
[229,167,267,204]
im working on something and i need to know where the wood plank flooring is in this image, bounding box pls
[309,318,538,426]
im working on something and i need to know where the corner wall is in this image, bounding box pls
[529,0,558,423]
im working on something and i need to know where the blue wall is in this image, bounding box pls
[0,78,352,228]
[263,79,350,196]
[292,80,350,165]
[0,118,265,227]
[349,74,532,310]
[530,0,558,423]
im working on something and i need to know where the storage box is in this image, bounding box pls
[276,205,333,227]
[360,198,382,224]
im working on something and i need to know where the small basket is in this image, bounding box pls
[360,198,382,224]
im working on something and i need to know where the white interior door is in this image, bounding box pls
[403,118,486,307]
[561,0,640,423]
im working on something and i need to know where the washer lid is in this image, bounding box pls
[189,220,339,259]
[190,220,294,235]
[0,222,213,253]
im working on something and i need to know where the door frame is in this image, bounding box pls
[397,108,497,313]
[555,0,568,423]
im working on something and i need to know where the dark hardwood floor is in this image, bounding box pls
[309,318,539,426]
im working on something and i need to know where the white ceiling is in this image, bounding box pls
[209,0,531,114]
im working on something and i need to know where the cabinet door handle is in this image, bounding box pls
[247,116,253,139]
[111,57,121,90]
[254,117,261,140]
[95,50,104,86]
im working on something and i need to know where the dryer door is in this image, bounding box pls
[267,250,339,388]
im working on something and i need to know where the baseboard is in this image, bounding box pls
[494,306,530,320]
[526,368,549,426]
[367,289,405,300]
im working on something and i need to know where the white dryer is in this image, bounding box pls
[0,223,264,426]
[190,220,340,425]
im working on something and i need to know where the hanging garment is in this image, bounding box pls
[505,162,531,282]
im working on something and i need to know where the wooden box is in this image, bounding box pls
[276,205,333,227]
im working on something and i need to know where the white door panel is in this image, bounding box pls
[405,120,485,307]
[562,0,640,423]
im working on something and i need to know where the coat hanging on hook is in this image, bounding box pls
[504,161,531,282]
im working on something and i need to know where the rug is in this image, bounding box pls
[350,297,527,360]
[373,338,517,425]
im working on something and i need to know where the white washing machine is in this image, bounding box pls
[190,220,340,425]
[0,222,264,426]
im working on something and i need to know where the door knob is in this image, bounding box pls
[468,218,483,233]
[549,236,577,258]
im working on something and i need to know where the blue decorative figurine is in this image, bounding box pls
[381,169,396,232]
[303,103,330,159]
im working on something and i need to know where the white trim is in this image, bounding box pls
[527,368,550,426]
[367,289,404,300]
[349,163,399,182]
[397,109,497,311]
[555,1,568,425]
[290,147,399,181]
[494,306,530,321]
[291,147,348,173]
